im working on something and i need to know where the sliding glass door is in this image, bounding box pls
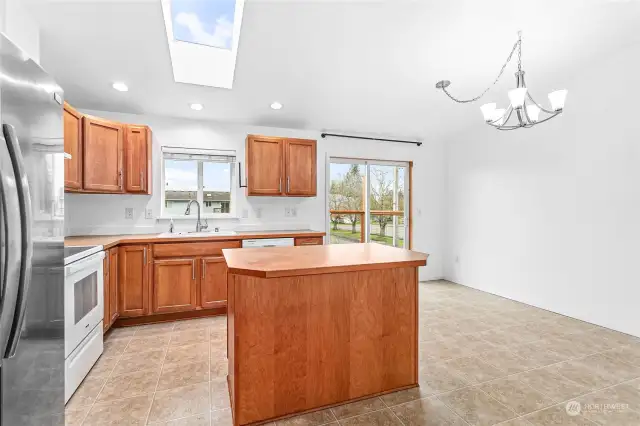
[328,158,410,248]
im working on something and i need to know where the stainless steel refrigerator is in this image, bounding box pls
[0,33,65,425]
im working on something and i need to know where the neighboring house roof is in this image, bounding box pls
[165,190,230,202]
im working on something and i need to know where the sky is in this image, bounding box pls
[165,160,231,192]
[171,0,236,50]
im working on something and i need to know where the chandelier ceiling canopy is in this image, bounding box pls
[436,32,567,130]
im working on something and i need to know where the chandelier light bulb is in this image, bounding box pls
[548,89,568,111]
[526,105,541,122]
[508,88,528,108]
[480,103,497,122]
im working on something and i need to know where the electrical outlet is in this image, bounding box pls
[145,208,153,219]
[124,207,134,219]
[284,207,291,217]
[255,207,262,219]
[291,207,297,218]
[241,208,249,219]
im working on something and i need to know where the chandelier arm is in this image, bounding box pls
[522,105,533,125]
[526,92,556,115]
[488,123,522,130]
[530,110,562,125]
[488,105,514,125]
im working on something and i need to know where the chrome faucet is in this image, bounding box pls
[184,200,208,232]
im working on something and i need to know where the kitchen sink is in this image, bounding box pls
[158,230,238,238]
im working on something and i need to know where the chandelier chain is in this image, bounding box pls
[441,36,522,104]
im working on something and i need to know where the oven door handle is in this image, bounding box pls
[65,251,106,276]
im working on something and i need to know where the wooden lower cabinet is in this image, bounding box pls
[119,244,150,318]
[294,236,324,246]
[152,258,198,314]
[103,256,110,333]
[200,256,228,309]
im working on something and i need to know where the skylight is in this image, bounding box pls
[171,0,236,50]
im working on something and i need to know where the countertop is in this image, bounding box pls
[64,230,325,249]
[223,242,428,278]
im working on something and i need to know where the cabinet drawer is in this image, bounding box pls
[153,241,241,258]
[294,237,324,246]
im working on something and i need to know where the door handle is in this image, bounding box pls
[119,169,123,189]
[192,259,196,280]
[2,124,34,359]
[202,259,205,279]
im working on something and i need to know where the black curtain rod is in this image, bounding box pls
[320,132,422,147]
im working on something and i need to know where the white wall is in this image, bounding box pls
[66,111,445,280]
[445,44,640,337]
[0,0,40,62]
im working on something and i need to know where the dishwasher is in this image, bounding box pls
[241,238,295,248]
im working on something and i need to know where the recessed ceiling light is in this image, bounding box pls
[270,102,283,110]
[112,82,128,92]
[190,103,204,111]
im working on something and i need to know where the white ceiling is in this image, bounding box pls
[35,0,640,141]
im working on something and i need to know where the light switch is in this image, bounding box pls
[145,208,153,219]
[124,208,134,219]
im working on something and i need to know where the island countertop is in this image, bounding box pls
[223,242,428,278]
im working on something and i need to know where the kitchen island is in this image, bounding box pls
[223,243,428,426]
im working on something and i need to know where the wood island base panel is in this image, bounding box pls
[224,243,428,426]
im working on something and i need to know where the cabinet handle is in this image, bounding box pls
[279,178,282,193]
[119,170,123,189]
[202,259,206,279]
[140,172,144,189]
[300,242,317,246]
[192,259,196,280]
[287,176,290,192]
[143,247,147,264]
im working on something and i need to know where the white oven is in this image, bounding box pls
[64,246,105,402]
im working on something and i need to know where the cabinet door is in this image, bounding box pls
[125,125,151,194]
[103,256,110,333]
[64,102,83,190]
[285,139,317,196]
[294,236,324,246]
[83,115,124,192]
[200,256,228,309]
[119,245,149,317]
[109,248,119,324]
[152,258,198,314]
[246,135,284,196]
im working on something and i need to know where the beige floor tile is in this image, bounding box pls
[439,387,517,426]
[390,396,467,426]
[156,361,209,391]
[380,387,435,407]
[96,368,160,402]
[478,329,522,347]
[86,355,120,379]
[418,363,470,394]
[445,356,508,384]
[105,327,137,339]
[211,328,226,343]
[510,343,569,367]
[536,336,599,359]
[447,334,498,353]
[603,343,640,367]
[551,354,640,391]
[211,356,228,379]
[169,328,210,347]
[419,340,468,364]
[276,408,336,426]
[336,408,402,426]
[150,411,211,425]
[211,341,227,360]
[210,408,233,426]
[131,322,176,336]
[65,376,107,410]
[479,377,555,415]
[330,397,386,419]
[516,367,589,403]
[211,377,231,410]
[522,403,594,425]
[493,419,533,426]
[124,334,171,354]
[83,394,154,426]
[147,383,210,423]
[577,385,640,425]
[164,342,210,366]
[173,317,216,331]
[102,338,130,358]
[589,328,640,347]
[111,348,166,376]
[477,349,538,375]
[577,378,640,413]
[64,406,91,426]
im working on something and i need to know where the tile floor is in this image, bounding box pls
[65,280,640,425]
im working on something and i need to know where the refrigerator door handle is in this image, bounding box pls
[2,124,34,358]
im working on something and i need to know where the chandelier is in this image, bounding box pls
[435,32,567,130]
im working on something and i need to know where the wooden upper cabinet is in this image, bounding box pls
[63,102,83,190]
[83,115,124,192]
[246,135,316,197]
[246,135,285,196]
[119,245,149,318]
[285,139,317,196]
[200,256,228,309]
[125,125,152,194]
[152,258,198,314]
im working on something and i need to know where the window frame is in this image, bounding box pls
[160,149,237,220]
